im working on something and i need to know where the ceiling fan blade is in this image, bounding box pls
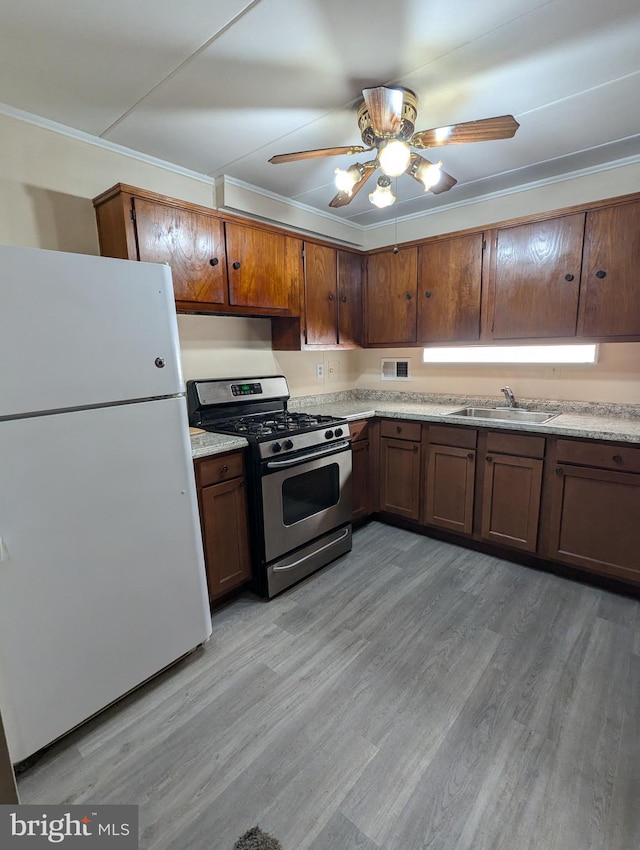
[362,86,404,137]
[269,145,371,164]
[329,162,377,208]
[411,115,520,149]
[406,153,457,194]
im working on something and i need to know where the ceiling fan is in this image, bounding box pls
[269,86,519,209]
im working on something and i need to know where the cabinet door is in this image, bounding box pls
[366,248,417,344]
[225,222,289,311]
[579,200,640,338]
[417,233,483,342]
[134,198,227,306]
[424,445,475,534]
[304,242,337,345]
[200,476,251,600]
[547,463,640,583]
[491,213,584,339]
[481,453,543,552]
[337,250,363,347]
[351,439,371,521]
[379,437,421,520]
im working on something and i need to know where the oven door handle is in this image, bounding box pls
[272,527,351,572]
[265,440,351,469]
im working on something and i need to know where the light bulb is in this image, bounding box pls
[334,164,363,195]
[369,176,396,208]
[416,160,442,191]
[378,140,411,177]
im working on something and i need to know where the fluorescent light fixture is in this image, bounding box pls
[422,344,598,364]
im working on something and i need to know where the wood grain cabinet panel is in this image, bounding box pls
[304,242,338,345]
[351,439,371,522]
[578,200,640,338]
[417,233,483,343]
[225,222,288,311]
[379,436,421,520]
[490,213,585,339]
[480,453,543,552]
[366,248,418,344]
[195,452,251,603]
[424,444,476,534]
[337,250,363,347]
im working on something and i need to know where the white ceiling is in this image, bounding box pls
[2,0,639,226]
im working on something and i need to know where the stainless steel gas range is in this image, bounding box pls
[187,376,352,597]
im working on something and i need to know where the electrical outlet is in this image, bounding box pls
[315,362,324,380]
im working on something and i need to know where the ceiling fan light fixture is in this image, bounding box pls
[378,139,411,177]
[334,163,365,195]
[369,176,396,208]
[416,159,443,191]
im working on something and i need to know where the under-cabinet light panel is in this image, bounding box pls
[422,345,598,364]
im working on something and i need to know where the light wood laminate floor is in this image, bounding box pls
[17,522,640,849]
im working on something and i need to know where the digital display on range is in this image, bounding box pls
[231,382,262,396]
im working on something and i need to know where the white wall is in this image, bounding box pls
[1,109,639,404]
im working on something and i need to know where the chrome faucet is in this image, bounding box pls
[500,386,516,407]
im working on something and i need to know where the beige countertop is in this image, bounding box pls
[189,396,640,459]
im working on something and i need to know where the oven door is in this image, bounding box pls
[260,441,352,563]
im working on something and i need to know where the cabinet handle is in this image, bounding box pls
[595,269,607,279]
[424,290,432,298]
[405,293,413,300]
[396,425,402,433]
[613,454,623,464]
[232,261,241,270]
[221,465,229,474]
[341,295,347,302]
[209,257,219,267]
[328,293,335,301]
[486,456,493,463]
[564,273,574,282]
[555,467,563,476]
[467,452,474,460]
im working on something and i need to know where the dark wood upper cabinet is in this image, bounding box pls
[490,213,585,339]
[224,221,288,311]
[417,233,484,343]
[337,250,363,347]
[133,198,227,306]
[578,200,640,338]
[366,247,418,344]
[304,242,338,346]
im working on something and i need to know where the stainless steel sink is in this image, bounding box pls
[447,407,559,424]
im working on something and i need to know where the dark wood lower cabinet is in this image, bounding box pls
[424,444,475,534]
[480,453,543,552]
[379,436,422,521]
[194,452,251,602]
[351,436,371,522]
[547,462,640,583]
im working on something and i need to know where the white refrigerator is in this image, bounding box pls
[0,244,212,764]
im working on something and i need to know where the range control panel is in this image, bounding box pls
[231,382,262,396]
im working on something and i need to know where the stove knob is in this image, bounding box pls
[271,442,282,453]
[334,427,343,437]
[283,439,293,450]
[325,429,334,440]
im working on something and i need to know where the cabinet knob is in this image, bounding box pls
[595,269,607,279]
[424,290,432,298]
[467,452,474,460]
[341,295,347,302]
[486,455,493,463]
[412,445,419,452]
[405,293,413,300]
[613,454,623,464]
[328,293,334,301]
[564,273,574,282]
[555,467,563,476]
[209,257,219,267]
[232,261,241,270]
[221,465,229,474]
[396,425,402,433]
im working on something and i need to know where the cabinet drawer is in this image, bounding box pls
[487,431,545,459]
[556,440,640,473]
[380,419,422,442]
[196,451,244,487]
[349,419,370,442]
[429,424,477,449]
